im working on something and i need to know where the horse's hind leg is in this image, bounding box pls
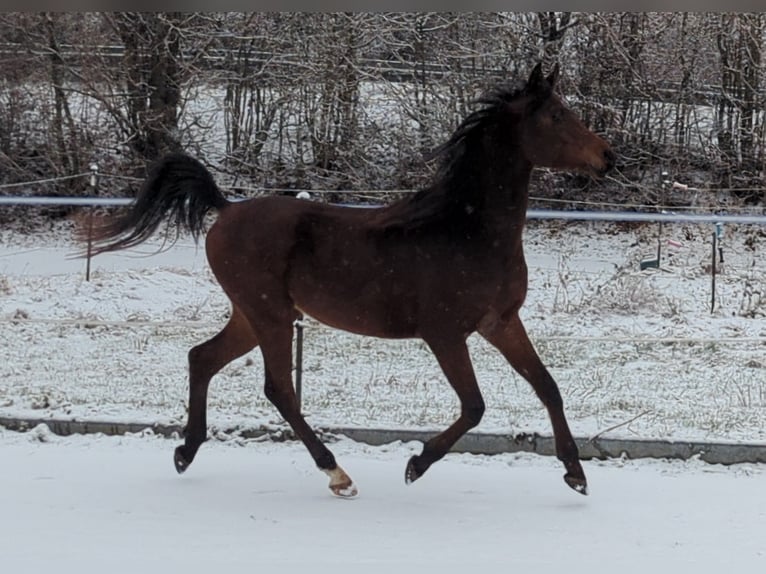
[254,314,357,498]
[174,305,258,473]
[479,313,587,494]
[405,335,485,484]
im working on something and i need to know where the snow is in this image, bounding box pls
[1,220,764,444]
[1,427,764,571]
[1,219,765,569]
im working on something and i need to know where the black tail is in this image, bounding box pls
[85,153,228,255]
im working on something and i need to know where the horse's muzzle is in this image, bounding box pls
[589,147,616,177]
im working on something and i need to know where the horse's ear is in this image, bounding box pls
[546,63,560,88]
[527,63,544,91]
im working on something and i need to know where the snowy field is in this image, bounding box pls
[1,426,764,571]
[1,219,764,445]
[1,217,765,570]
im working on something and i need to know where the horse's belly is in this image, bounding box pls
[295,296,419,339]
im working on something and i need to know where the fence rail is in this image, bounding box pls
[1,169,765,223]
[2,194,766,225]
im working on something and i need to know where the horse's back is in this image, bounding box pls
[209,195,362,253]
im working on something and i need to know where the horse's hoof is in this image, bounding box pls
[330,481,358,498]
[564,473,588,495]
[174,446,191,474]
[405,455,424,484]
[324,466,358,498]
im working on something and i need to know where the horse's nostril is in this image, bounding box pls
[604,148,617,170]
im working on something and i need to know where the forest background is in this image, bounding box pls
[1,12,765,223]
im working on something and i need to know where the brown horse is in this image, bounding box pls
[85,63,615,497]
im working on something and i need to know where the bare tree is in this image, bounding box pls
[715,13,765,201]
[212,13,291,179]
[1,11,765,212]
[289,13,370,187]
[44,13,82,178]
[536,12,578,67]
[0,12,93,193]
[105,12,185,160]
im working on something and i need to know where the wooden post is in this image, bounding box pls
[293,190,312,410]
[85,208,94,282]
[295,314,304,409]
[656,221,663,267]
[657,171,668,268]
[85,164,99,282]
[711,231,717,314]
[716,222,724,264]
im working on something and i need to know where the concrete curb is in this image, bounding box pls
[2,415,765,465]
[334,427,766,465]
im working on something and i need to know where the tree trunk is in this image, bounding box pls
[44,13,80,178]
[111,12,182,161]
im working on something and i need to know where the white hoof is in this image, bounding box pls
[323,466,358,498]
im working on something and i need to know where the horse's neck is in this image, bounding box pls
[478,157,532,240]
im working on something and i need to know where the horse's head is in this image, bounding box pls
[513,63,615,177]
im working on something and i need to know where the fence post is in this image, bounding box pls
[710,230,717,314]
[85,164,99,282]
[295,313,305,409]
[293,190,311,410]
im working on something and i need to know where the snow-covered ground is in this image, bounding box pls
[0,219,764,444]
[1,426,764,571]
[1,217,765,570]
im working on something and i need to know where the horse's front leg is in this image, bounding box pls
[479,312,587,494]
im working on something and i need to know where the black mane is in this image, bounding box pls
[374,81,531,235]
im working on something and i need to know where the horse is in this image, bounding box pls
[84,63,615,498]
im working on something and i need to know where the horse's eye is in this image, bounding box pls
[552,109,564,123]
